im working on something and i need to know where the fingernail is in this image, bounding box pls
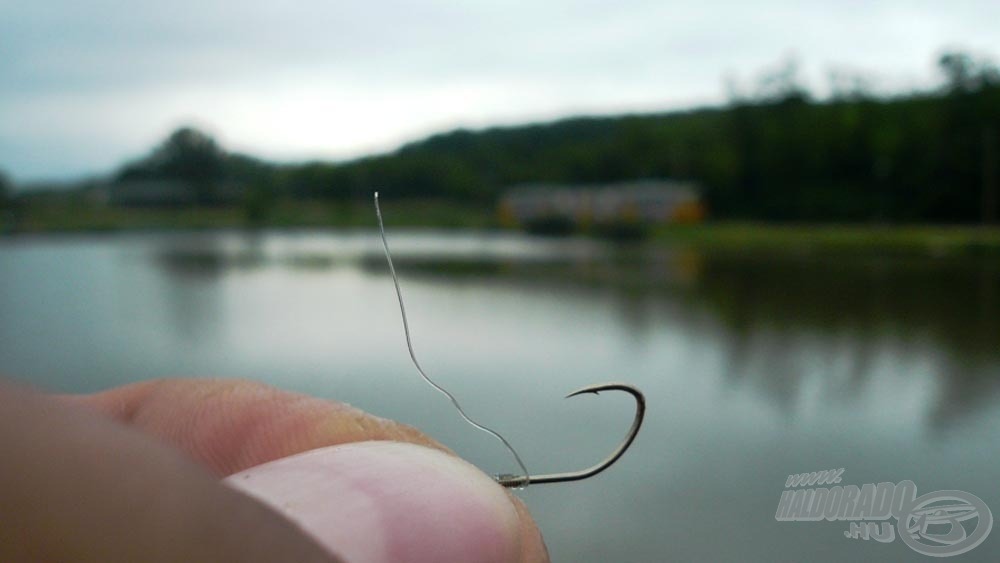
[224,441,522,563]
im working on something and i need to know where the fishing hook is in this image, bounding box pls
[374,192,645,488]
[494,382,645,488]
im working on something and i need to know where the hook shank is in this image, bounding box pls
[496,382,645,488]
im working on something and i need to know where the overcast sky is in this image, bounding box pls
[2,0,998,182]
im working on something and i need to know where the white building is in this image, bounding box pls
[499,179,704,226]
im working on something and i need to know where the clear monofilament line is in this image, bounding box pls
[374,192,530,485]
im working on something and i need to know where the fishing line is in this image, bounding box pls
[374,192,530,486]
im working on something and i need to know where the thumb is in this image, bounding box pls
[225,441,540,563]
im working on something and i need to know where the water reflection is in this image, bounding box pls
[373,246,1000,434]
[153,234,270,277]
[4,231,999,561]
[140,232,1000,433]
[697,254,1000,433]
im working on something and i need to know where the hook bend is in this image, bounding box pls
[496,382,645,488]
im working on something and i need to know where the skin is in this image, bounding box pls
[0,377,549,562]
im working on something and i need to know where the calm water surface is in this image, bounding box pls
[2,231,999,562]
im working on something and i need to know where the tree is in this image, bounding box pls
[0,170,11,211]
[753,57,811,105]
[939,51,1000,94]
[117,127,226,204]
[828,68,874,101]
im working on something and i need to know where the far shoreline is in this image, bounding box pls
[4,203,1000,257]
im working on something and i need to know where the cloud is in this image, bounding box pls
[2,0,999,181]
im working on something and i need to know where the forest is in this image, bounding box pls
[9,51,1000,226]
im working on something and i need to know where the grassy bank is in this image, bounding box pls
[652,223,1000,255]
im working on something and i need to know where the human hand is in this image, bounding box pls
[0,378,548,562]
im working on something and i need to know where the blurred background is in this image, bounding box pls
[2,1,1000,561]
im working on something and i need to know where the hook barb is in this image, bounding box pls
[496,382,645,488]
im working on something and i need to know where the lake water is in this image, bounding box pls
[2,230,999,561]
